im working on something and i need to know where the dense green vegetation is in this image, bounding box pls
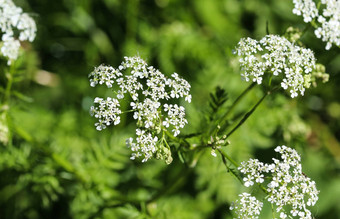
[1,0,339,218]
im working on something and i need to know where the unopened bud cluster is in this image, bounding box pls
[231,146,319,219]
[208,133,229,157]
[293,0,340,50]
[0,0,36,65]
[89,56,191,163]
[234,35,317,98]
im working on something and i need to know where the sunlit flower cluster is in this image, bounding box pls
[89,56,191,163]
[229,193,263,219]
[234,35,316,98]
[233,146,319,219]
[292,0,319,23]
[0,0,37,65]
[293,0,340,50]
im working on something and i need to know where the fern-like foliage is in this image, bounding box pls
[208,86,229,121]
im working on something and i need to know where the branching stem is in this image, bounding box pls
[213,82,256,135]
[225,90,269,138]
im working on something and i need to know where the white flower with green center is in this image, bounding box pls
[0,0,37,65]
[89,56,191,163]
[234,35,317,98]
[235,146,319,219]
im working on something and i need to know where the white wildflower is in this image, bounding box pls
[127,129,158,162]
[90,97,122,131]
[1,36,20,63]
[230,193,263,219]
[162,104,187,136]
[0,0,37,65]
[292,0,319,23]
[89,56,191,163]
[234,145,319,219]
[293,0,340,50]
[234,35,316,98]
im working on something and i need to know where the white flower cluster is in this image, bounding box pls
[229,193,263,219]
[89,56,191,163]
[234,146,319,219]
[90,97,122,128]
[0,0,37,65]
[293,0,340,50]
[234,35,316,98]
[292,0,319,23]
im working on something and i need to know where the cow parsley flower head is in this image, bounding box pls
[234,146,319,219]
[292,0,319,23]
[229,193,263,219]
[234,35,317,98]
[293,0,340,50]
[0,0,37,65]
[89,56,191,163]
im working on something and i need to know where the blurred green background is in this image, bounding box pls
[0,0,339,218]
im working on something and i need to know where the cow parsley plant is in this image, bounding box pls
[232,146,319,219]
[292,0,319,23]
[293,0,340,50]
[234,35,319,98]
[0,0,37,65]
[230,192,263,219]
[89,56,191,163]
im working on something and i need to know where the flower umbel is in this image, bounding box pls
[293,0,340,50]
[234,35,317,98]
[0,0,37,65]
[234,146,319,219]
[89,56,191,163]
[230,193,263,219]
[292,0,319,23]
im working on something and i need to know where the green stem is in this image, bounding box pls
[213,82,256,135]
[3,64,15,103]
[225,90,269,138]
[218,149,243,184]
[162,135,171,151]
[271,203,275,218]
[1,65,16,146]
[165,129,190,148]
[164,129,178,142]
[121,109,136,114]
[268,75,273,87]
[299,23,312,40]
[4,77,12,102]
[218,149,239,167]
[259,183,269,195]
